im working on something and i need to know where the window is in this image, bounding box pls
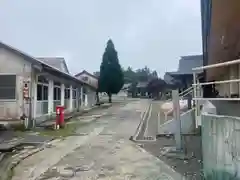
[82,76,88,82]
[37,84,42,100]
[54,81,61,87]
[54,87,61,100]
[37,84,48,100]
[64,88,70,99]
[38,76,48,83]
[43,86,48,100]
[73,90,77,99]
[0,75,16,99]
[83,86,87,94]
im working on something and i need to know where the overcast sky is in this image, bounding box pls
[0,0,202,77]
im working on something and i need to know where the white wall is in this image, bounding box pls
[0,48,32,120]
[76,73,98,89]
[202,113,240,179]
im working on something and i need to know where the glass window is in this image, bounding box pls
[54,81,61,86]
[83,86,87,94]
[38,76,48,83]
[57,88,61,100]
[37,84,42,100]
[0,75,16,99]
[64,88,70,99]
[73,90,77,99]
[43,85,48,100]
[54,87,61,100]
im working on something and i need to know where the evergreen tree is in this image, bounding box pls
[98,39,124,102]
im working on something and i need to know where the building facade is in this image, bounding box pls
[75,70,98,106]
[0,41,96,126]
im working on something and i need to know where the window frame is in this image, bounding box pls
[0,74,17,101]
[64,88,70,99]
[53,86,61,100]
[37,83,48,101]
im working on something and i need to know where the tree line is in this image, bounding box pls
[95,66,159,84]
[94,39,167,103]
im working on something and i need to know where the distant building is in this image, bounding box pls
[164,55,203,91]
[37,57,70,74]
[75,70,98,90]
[118,83,131,97]
[136,81,149,97]
[75,70,98,106]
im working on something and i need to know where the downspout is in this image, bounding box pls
[28,64,34,128]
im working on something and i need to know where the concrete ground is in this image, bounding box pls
[11,99,185,180]
[139,100,203,180]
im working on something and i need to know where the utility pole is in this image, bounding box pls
[172,89,182,150]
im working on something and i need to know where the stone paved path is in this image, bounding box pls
[12,100,185,180]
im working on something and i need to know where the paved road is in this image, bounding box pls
[12,99,184,180]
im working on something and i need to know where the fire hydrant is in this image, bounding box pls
[56,105,65,129]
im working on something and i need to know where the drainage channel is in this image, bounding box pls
[133,104,156,142]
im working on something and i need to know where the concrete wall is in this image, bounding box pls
[202,113,240,179]
[0,48,32,120]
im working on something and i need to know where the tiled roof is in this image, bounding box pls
[37,57,69,74]
[168,55,203,76]
[75,70,98,79]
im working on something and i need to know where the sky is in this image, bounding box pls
[0,0,202,77]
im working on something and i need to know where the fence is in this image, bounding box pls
[202,113,240,179]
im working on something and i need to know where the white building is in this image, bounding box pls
[75,70,98,106]
[0,41,97,126]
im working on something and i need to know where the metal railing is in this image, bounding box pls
[193,58,240,102]
[163,87,193,121]
[192,58,240,179]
